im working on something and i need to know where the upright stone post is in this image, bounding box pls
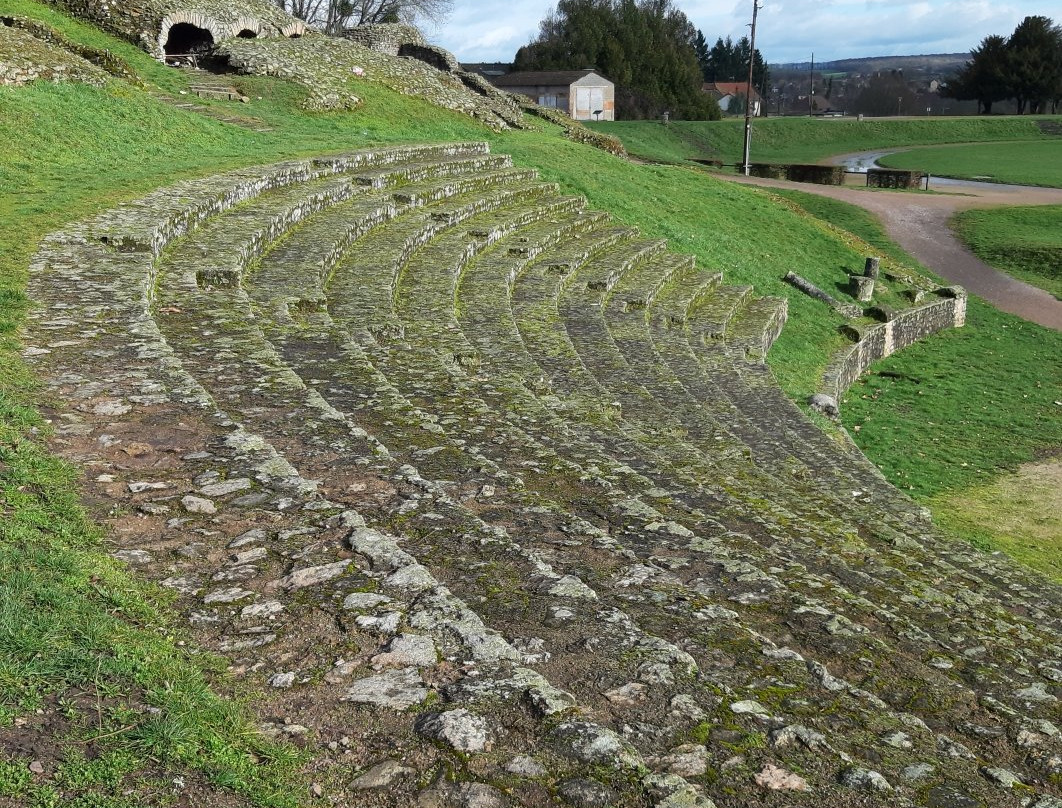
[864,256,880,279]
[850,275,875,302]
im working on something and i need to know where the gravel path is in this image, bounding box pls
[721,166,1062,331]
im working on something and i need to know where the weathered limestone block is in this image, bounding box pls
[850,274,875,302]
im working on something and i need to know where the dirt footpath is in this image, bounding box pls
[721,169,1062,331]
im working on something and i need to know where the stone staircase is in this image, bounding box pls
[26,143,1062,808]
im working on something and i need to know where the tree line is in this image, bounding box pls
[944,15,1062,114]
[514,0,766,120]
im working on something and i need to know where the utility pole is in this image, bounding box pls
[740,0,761,176]
[808,52,814,115]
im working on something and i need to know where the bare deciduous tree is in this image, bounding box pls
[277,0,451,33]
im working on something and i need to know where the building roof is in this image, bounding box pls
[703,81,763,101]
[492,70,610,87]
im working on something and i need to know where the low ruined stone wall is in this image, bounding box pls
[0,21,110,86]
[820,286,967,406]
[867,168,924,189]
[749,163,846,185]
[398,42,459,73]
[340,23,424,55]
[3,15,141,83]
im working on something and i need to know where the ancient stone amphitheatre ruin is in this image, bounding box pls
[10,1,1062,807]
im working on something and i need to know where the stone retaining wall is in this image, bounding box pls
[867,168,924,189]
[820,286,967,406]
[749,163,846,185]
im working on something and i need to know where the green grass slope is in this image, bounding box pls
[878,141,1062,187]
[591,115,1058,165]
[3,2,1062,801]
[951,204,1062,299]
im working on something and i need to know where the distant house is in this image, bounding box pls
[703,81,763,116]
[490,70,615,121]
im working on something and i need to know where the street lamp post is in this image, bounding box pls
[740,0,761,176]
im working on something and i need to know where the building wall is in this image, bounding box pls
[570,74,614,120]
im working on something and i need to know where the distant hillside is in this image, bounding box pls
[772,53,969,77]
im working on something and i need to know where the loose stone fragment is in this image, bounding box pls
[241,600,284,619]
[372,633,436,668]
[755,763,807,791]
[729,700,770,717]
[838,767,892,792]
[93,399,131,416]
[882,730,913,749]
[504,756,546,777]
[353,759,415,790]
[112,549,153,565]
[652,744,709,777]
[343,592,392,610]
[415,708,491,752]
[200,477,253,497]
[557,778,615,808]
[128,481,168,493]
[769,724,826,750]
[553,722,641,768]
[980,766,1023,788]
[603,682,646,706]
[181,495,217,514]
[277,559,351,590]
[1015,682,1057,702]
[418,782,508,808]
[203,586,253,604]
[900,763,935,781]
[345,667,427,710]
[269,672,296,688]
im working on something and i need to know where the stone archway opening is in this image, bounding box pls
[236,29,257,38]
[164,22,214,57]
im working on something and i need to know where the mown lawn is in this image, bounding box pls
[590,115,1058,165]
[878,140,1062,187]
[951,204,1062,299]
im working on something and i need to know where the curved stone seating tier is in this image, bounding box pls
[26,143,1062,808]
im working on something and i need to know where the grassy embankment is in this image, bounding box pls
[2,2,1061,802]
[590,115,1058,165]
[878,141,1062,187]
[950,205,1062,299]
[773,189,1062,580]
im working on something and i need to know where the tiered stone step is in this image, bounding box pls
[689,283,755,342]
[725,295,788,361]
[26,143,1062,808]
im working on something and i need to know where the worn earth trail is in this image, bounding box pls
[723,167,1062,331]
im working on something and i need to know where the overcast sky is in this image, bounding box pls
[430,0,1061,66]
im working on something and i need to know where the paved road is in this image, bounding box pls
[721,160,1062,331]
